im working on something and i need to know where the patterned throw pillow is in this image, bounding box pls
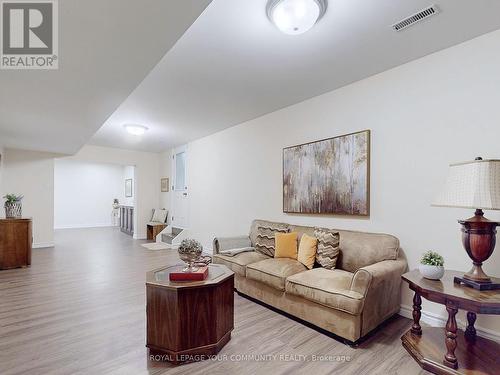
[314,227,340,269]
[151,209,168,223]
[255,224,290,257]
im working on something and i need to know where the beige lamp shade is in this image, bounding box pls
[432,159,500,210]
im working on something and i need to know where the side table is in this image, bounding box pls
[401,270,500,374]
[146,223,167,240]
[146,264,234,364]
[0,218,32,270]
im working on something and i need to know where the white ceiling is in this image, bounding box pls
[0,0,211,154]
[90,0,500,152]
[3,1,500,154]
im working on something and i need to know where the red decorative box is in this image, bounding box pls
[169,266,208,281]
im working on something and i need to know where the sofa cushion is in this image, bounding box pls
[246,258,307,291]
[213,251,269,276]
[314,228,340,269]
[249,219,288,245]
[275,232,298,259]
[254,223,290,257]
[249,219,400,272]
[285,268,364,315]
[298,233,318,269]
[335,230,400,272]
[151,208,168,223]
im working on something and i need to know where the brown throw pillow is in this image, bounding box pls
[314,227,340,269]
[255,224,289,257]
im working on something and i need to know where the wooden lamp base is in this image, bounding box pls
[454,275,500,291]
[458,209,500,290]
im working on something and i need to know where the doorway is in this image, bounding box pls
[171,145,189,228]
[54,159,136,232]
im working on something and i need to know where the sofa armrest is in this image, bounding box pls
[350,257,407,295]
[212,235,251,254]
[350,256,408,336]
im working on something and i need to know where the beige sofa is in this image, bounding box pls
[213,219,407,343]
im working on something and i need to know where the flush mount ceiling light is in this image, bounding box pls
[267,0,327,35]
[124,124,148,136]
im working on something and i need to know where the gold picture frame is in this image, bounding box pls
[283,129,370,216]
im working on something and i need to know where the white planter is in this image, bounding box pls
[419,264,445,280]
[5,202,22,218]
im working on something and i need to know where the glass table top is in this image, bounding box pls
[147,263,232,288]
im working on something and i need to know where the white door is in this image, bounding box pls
[171,146,189,228]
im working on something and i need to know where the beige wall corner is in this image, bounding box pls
[1,148,57,247]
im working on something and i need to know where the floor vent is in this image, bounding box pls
[391,5,439,32]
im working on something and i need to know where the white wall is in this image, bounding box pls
[54,159,129,229]
[63,145,160,239]
[122,165,135,207]
[0,145,5,221]
[1,145,160,242]
[0,144,4,186]
[159,150,172,219]
[1,148,56,247]
[184,30,500,336]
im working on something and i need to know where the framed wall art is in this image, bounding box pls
[283,130,370,216]
[161,177,169,192]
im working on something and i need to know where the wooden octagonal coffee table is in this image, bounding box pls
[146,263,234,364]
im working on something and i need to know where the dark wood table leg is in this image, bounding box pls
[444,302,459,369]
[465,311,477,342]
[411,291,422,335]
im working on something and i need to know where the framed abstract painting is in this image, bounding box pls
[283,130,370,216]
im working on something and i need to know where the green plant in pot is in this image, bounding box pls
[3,194,24,218]
[419,250,445,280]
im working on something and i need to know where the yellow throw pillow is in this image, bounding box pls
[274,232,298,259]
[298,234,318,269]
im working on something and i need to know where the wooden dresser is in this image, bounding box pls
[0,218,32,270]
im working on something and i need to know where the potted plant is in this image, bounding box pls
[3,194,24,218]
[419,250,445,280]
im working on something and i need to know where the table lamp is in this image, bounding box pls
[433,158,500,290]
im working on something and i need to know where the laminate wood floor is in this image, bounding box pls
[0,227,426,375]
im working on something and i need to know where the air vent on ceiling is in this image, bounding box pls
[391,5,439,32]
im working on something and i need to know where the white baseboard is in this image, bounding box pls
[133,233,147,240]
[54,224,116,229]
[33,242,54,248]
[399,304,500,342]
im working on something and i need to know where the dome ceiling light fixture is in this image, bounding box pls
[267,0,327,35]
[124,124,148,136]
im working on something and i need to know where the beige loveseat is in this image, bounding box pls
[213,219,407,343]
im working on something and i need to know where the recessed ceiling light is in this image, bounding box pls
[124,124,148,136]
[267,0,327,35]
